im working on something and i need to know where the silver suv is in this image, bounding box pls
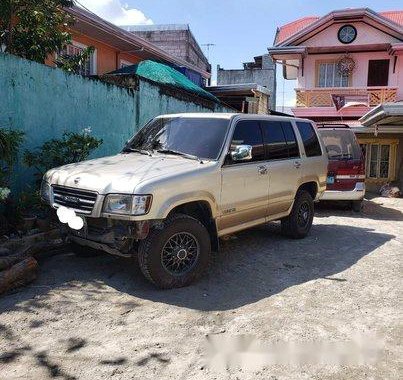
[41,113,328,288]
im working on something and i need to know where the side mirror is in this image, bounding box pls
[230,144,253,162]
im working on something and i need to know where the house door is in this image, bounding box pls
[367,60,389,87]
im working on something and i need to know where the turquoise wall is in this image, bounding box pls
[0,53,230,191]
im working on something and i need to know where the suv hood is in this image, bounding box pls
[45,153,211,194]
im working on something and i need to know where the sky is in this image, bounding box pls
[78,0,402,110]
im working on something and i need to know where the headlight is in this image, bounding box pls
[103,194,152,215]
[40,180,52,203]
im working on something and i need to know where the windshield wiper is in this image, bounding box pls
[156,149,200,161]
[123,147,152,156]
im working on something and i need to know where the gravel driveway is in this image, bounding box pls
[1,196,402,379]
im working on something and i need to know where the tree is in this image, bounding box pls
[0,0,75,63]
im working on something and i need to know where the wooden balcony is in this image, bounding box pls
[295,87,397,107]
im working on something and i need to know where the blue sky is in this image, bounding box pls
[80,0,402,109]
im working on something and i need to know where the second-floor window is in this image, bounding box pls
[317,62,349,88]
[61,42,96,76]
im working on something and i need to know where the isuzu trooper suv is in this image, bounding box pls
[41,113,328,288]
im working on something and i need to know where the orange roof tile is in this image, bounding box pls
[275,16,319,45]
[380,10,403,26]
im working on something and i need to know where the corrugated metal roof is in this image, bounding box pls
[275,10,403,45]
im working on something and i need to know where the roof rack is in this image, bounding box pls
[316,123,350,129]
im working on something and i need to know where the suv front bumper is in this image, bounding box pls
[320,182,365,201]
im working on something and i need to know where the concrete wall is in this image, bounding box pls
[217,55,277,110]
[130,28,210,74]
[0,53,229,191]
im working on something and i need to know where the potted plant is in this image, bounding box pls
[0,128,25,235]
[16,191,40,232]
[0,187,11,235]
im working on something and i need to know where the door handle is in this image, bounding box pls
[258,165,268,175]
[294,161,301,169]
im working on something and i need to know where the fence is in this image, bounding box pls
[0,53,230,191]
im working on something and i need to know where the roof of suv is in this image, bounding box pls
[156,113,312,124]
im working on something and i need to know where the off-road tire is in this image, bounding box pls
[138,214,211,289]
[281,190,314,239]
[352,200,363,212]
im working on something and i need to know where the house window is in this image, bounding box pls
[317,62,349,87]
[61,42,96,76]
[367,144,391,179]
[367,60,389,86]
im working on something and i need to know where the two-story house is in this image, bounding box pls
[45,6,211,84]
[269,8,403,191]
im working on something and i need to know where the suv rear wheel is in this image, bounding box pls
[138,214,211,288]
[281,190,314,239]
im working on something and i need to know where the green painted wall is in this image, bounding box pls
[0,53,230,191]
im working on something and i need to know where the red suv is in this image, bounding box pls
[317,124,365,211]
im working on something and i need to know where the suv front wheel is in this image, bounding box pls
[138,214,211,288]
[281,190,314,239]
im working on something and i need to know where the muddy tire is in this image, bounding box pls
[281,190,314,239]
[352,200,363,212]
[138,214,211,289]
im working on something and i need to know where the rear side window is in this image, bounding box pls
[261,121,288,160]
[231,120,265,162]
[281,122,299,158]
[296,122,322,157]
[318,129,361,160]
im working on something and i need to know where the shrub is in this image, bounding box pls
[0,128,25,187]
[24,128,103,183]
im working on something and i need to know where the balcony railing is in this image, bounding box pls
[295,87,397,107]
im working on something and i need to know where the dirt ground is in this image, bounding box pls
[0,196,402,380]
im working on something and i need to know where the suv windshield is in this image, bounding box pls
[124,117,230,160]
[319,129,361,160]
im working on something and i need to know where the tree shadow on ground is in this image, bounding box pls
[0,221,394,314]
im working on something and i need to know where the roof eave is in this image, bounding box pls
[359,102,403,126]
[276,8,403,47]
[68,6,211,79]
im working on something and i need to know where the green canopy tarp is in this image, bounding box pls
[107,60,218,103]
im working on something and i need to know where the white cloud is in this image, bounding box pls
[78,0,153,26]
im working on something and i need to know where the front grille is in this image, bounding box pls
[52,185,98,214]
